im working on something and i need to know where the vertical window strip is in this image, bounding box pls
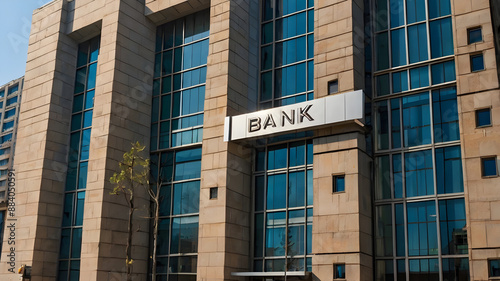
[151,10,210,151]
[259,0,314,108]
[58,36,99,281]
[253,140,313,272]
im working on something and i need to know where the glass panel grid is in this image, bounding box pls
[151,10,209,151]
[58,36,100,281]
[253,140,313,272]
[151,147,201,279]
[259,0,314,108]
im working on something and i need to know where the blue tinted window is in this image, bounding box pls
[376,74,390,96]
[468,27,482,44]
[267,174,286,209]
[390,0,405,28]
[334,264,346,279]
[476,108,491,127]
[2,120,14,132]
[491,260,500,277]
[428,0,451,18]
[8,84,18,95]
[376,205,393,257]
[431,60,456,84]
[170,216,199,254]
[439,199,467,255]
[391,28,407,67]
[435,146,463,194]
[6,96,17,107]
[5,108,15,119]
[407,201,438,256]
[268,144,287,170]
[395,204,405,256]
[375,0,388,31]
[482,157,498,177]
[405,150,434,197]
[376,101,389,150]
[408,23,428,63]
[430,17,454,58]
[376,32,390,70]
[407,0,426,23]
[392,70,408,93]
[402,93,431,147]
[265,211,286,256]
[393,154,403,198]
[471,54,485,72]
[276,12,306,40]
[375,156,391,199]
[391,99,400,149]
[333,175,345,192]
[443,258,469,280]
[410,66,429,89]
[409,259,439,279]
[432,87,459,143]
[173,181,200,214]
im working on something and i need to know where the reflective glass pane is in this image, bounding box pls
[391,99,401,149]
[255,213,264,257]
[407,0,426,24]
[157,219,170,255]
[432,87,459,143]
[410,66,429,89]
[376,205,393,257]
[407,201,438,256]
[393,154,403,198]
[376,32,390,70]
[471,54,484,72]
[170,216,198,253]
[402,93,431,147]
[78,162,88,190]
[85,90,94,109]
[59,229,71,259]
[71,228,83,258]
[476,108,491,127]
[376,260,394,281]
[439,198,467,255]
[376,156,391,200]
[395,204,405,256]
[267,174,286,210]
[392,70,408,93]
[376,74,390,96]
[75,192,85,226]
[408,23,428,64]
[265,211,286,256]
[376,101,389,150]
[391,28,407,67]
[173,181,200,215]
[430,17,453,58]
[268,144,287,170]
[409,259,439,280]
[428,0,451,18]
[405,150,434,197]
[288,171,305,207]
[442,258,470,281]
[62,194,74,227]
[87,63,97,90]
[390,0,405,28]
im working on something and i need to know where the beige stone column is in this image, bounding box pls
[197,0,259,280]
[0,1,78,280]
[311,129,372,281]
[451,0,500,279]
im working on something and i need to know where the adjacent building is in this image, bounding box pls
[0,0,499,280]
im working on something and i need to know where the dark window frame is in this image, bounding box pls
[470,52,485,72]
[475,107,492,128]
[481,156,498,178]
[467,26,483,44]
[334,263,346,279]
[332,174,345,193]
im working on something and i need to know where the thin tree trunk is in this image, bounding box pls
[127,190,134,281]
[151,195,159,280]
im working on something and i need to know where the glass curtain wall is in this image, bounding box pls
[58,36,100,281]
[372,0,469,280]
[150,9,209,281]
[259,0,314,108]
[253,140,314,272]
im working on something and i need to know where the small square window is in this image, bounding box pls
[471,53,485,72]
[468,27,482,44]
[490,259,500,277]
[476,108,491,127]
[209,187,218,199]
[482,157,498,177]
[333,175,345,193]
[334,264,345,279]
[328,80,338,95]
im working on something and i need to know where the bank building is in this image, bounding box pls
[0,0,499,280]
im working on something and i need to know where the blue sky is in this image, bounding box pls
[0,0,52,86]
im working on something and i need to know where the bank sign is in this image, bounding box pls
[224,90,364,141]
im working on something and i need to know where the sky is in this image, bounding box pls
[0,0,52,86]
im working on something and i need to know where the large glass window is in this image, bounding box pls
[151,10,209,150]
[150,147,201,280]
[150,10,208,280]
[254,140,313,272]
[259,0,314,108]
[58,36,99,281]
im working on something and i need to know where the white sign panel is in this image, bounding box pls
[224,90,364,141]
